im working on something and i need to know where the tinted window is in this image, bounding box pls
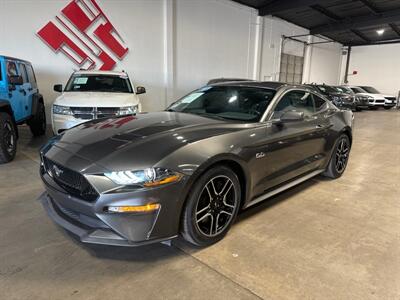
[313,94,328,111]
[273,90,314,118]
[336,86,352,94]
[65,74,133,93]
[316,85,337,93]
[168,86,276,122]
[19,63,28,83]
[6,61,18,77]
[351,87,366,93]
[26,65,37,89]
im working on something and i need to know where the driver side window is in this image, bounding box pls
[272,90,315,119]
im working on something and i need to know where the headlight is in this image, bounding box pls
[53,105,73,115]
[117,105,138,116]
[104,168,182,187]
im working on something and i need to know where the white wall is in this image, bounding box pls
[257,17,342,85]
[0,0,343,123]
[259,16,308,82]
[340,44,400,95]
[306,36,343,85]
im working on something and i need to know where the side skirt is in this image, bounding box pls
[243,169,324,209]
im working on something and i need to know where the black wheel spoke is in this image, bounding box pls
[195,175,237,237]
[335,137,349,173]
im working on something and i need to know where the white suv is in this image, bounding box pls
[347,85,395,110]
[52,70,144,134]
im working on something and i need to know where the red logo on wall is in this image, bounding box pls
[37,0,128,70]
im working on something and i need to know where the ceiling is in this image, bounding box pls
[231,0,400,46]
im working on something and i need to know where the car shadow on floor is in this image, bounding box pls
[58,177,325,259]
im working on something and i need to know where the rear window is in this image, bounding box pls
[26,64,38,89]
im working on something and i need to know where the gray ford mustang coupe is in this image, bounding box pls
[39,81,353,247]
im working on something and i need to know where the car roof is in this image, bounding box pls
[209,80,289,90]
[0,55,31,64]
[73,70,128,76]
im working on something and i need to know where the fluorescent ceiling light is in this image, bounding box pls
[376,29,385,35]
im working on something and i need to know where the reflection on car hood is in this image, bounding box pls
[54,92,139,107]
[52,112,245,171]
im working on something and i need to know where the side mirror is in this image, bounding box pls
[8,75,23,86]
[54,84,63,93]
[136,86,146,95]
[280,111,304,123]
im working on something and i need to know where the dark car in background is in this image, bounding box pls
[306,84,356,111]
[39,81,353,248]
[335,86,369,111]
[207,78,254,85]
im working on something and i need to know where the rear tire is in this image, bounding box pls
[322,134,350,179]
[355,107,362,112]
[181,165,241,247]
[0,112,17,164]
[28,102,46,136]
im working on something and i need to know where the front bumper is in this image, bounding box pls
[384,99,397,107]
[39,166,184,246]
[52,114,89,134]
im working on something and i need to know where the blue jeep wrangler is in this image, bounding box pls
[0,56,46,163]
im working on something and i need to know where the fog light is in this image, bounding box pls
[106,203,160,213]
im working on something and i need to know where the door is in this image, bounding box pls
[257,90,328,192]
[5,60,25,122]
[0,59,7,100]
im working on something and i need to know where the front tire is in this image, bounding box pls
[322,134,350,179]
[0,112,17,164]
[181,165,241,247]
[28,102,46,136]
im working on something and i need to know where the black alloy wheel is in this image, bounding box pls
[181,165,241,246]
[195,175,237,237]
[323,134,350,179]
[335,137,350,174]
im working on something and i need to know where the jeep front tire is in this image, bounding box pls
[28,102,46,136]
[0,112,17,164]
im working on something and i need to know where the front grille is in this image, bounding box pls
[70,107,120,120]
[44,158,99,202]
[376,100,385,103]
[384,97,396,101]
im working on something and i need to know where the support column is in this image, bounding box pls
[163,0,176,107]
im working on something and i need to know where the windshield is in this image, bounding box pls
[65,74,133,93]
[351,87,366,93]
[316,85,337,94]
[334,86,352,94]
[360,86,380,94]
[167,86,276,122]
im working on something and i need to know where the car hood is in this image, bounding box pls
[54,92,139,107]
[46,112,245,172]
[355,93,386,100]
